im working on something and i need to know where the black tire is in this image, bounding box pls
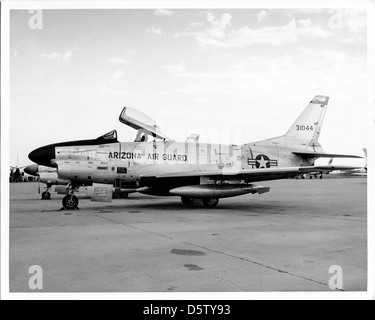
[41,191,51,200]
[202,198,219,208]
[181,197,194,206]
[62,195,79,210]
[120,192,129,199]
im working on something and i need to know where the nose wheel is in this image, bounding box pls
[61,183,80,210]
[41,183,52,200]
[62,194,79,210]
[41,191,51,200]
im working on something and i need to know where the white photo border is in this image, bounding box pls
[1,0,374,300]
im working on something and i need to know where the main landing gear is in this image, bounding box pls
[181,197,219,208]
[61,184,79,210]
[202,198,219,208]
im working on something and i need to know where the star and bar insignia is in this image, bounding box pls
[248,154,278,169]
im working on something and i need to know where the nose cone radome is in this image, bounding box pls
[24,164,39,176]
[28,145,56,167]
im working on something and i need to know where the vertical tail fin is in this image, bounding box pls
[248,95,329,153]
[363,148,367,170]
[252,96,329,152]
[284,95,329,149]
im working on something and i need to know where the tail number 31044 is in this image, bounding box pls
[296,125,314,131]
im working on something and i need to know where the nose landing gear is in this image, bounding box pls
[41,183,52,200]
[41,191,51,200]
[62,194,79,210]
[61,183,80,210]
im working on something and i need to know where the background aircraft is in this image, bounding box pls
[9,155,30,182]
[24,164,131,200]
[329,148,367,176]
[294,158,332,180]
[28,95,361,210]
[24,164,69,199]
[9,166,26,183]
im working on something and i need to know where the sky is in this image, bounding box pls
[8,7,368,167]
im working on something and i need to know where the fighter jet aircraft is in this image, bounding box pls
[24,164,69,199]
[329,148,367,176]
[24,164,130,200]
[28,95,361,210]
[9,155,29,182]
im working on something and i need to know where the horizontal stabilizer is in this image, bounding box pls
[299,165,360,172]
[293,152,362,159]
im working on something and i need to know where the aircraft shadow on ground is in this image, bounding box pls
[87,199,301,215]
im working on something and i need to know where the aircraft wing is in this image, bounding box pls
[140,165,360,186]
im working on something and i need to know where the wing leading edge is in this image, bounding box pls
[140,165,360,186]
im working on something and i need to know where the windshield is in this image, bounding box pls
[96,130,118,142]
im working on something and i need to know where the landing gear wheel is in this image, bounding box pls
[120,192,129,199]
[202,198,219,208]
[62,195,79,210]
[41,191,51,200]
[181,197,194,206]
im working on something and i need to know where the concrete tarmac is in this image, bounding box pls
[9,178,367,292]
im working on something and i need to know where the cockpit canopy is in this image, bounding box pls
[119,107,171,142]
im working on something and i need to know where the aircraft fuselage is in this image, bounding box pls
[54,140,309,189]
